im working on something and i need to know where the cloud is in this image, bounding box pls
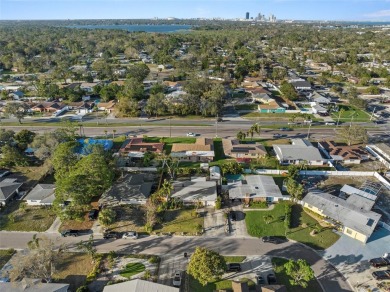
[364,9,390,17]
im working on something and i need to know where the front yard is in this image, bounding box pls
[331,105,371,123]
[0,201,56,232]
[0,249,15,269]
[245,202,340,250]
[104,205,146,233]
[189,275,256,292]
[154,207,204,235]
[272,257,323,292]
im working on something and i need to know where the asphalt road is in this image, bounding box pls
[0,231,352,292]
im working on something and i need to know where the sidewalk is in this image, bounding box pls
[45,217,61,233]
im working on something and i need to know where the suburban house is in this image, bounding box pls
[31,102,66,113]
[99,173,155,205]
[9,90,24,100]
[302,190,381,243]
[228,175,284,203]
[24,184,55,206]
[319,141,370,164]
[0,278,69,292]
[171,179,217,207]
[0,178,23,206]
[103,279,178,292]
[252,92,274,104]
[290,80,312,90]
[339,183,380,211]
[311,103,328,115]
[80,82,100,93]
[119,137,164,158]
[171,138,214,162]
[258,101,286,113]
[366,143,390,169]
[309,91,331,104]
[273,139,327,166]
[222,139,267,163]
[97,100,116,113]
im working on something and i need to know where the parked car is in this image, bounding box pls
[325,122,335,126]
[227,263,242,272]
[172,270,182,287]
[261,236,285,244]
[217,117,224,122]
[372,270,390,280]
[370,254,390,268]
[0,170,11,178]
[88,209,99,220]
[267,273,277,284]
[61,230,79,237]
[279,127,292,131]
[256,273,266,285]
[103,231,121,240]
[122,231,138,239]
[273,133,282,138]
[186,132,197,137]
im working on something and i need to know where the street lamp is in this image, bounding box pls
[215,114,218,138]
[169,116,172,138]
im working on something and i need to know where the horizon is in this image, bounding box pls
[1,0,390,22]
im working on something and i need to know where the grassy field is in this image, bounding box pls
[331,105,371,122]
[189,275,255,292]
[120,263,146,278]
[224,256,246,263]
[0,201,57,232]
[0,249,15,269]
[143,137,196,154]
[272,257,323,292]
[245,203,340,250]
[53,253,95,291]
[154,208,204,235]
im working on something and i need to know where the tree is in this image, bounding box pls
[10,236,65,283]
[236,131,246,141]
[187,247,226,286]
[0,129,15,146]
[14,129,36,150]
[126,63,150,82]
[366,85,381,95]
[160,179,174,200]
[77,235,97,264]
[98,208,116,227]
[0,145,28,167]
[145,93,166,117]
[287,164,299,180]
[4,102,28,124]
[285,178,304,202]
[284,259,315,288]
[338,125,368,146]
[280,81,298,100]
[52,141,78,180]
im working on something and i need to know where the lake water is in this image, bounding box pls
[66,24,192,33]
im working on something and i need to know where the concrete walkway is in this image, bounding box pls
[203,207,227,237]
[45,217,61,233]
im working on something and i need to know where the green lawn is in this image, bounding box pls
[331,105,371,122]
[119,262,146,278]
[143,137,196,154]
[245,203,340,250]
[189,275,255,292]
[0,201,57,232]
[224,256,246,263]
[272,257,323,292]
[154,208,204,235]
[0,249,15,269]
[235,104,259,110]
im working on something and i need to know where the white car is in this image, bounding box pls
[186,132,197,137]
[172,270,182,287]
[122,231,138,239]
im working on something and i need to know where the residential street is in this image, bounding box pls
[0,231,352,292]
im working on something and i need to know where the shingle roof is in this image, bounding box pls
[0,180,22,202]
[103,279,178,292]
[302,191,381,236]
[171,181,217,202]
[24,184,55,202]
[0,278,69,292]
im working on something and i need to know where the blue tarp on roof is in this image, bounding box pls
[77,138,113,155]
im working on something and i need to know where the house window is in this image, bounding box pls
[346,228,352,235]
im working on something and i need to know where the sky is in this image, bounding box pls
[1,0,390,21]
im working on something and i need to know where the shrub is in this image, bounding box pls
[76,285,89,292]
[284,203,292,229]
[148,255,160,264]
[215,197,222,210]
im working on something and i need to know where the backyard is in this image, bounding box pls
[272,257,323,292]
[0,201,56,232]
[154,207,204,235]
[331,105,371,123]
[143,136,196,154]
[245,202,340,250]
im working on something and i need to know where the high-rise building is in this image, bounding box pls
[246,12,249,19]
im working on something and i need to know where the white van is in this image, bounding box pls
[325,122,335,125]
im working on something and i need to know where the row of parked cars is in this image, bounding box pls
[370,253,390,281]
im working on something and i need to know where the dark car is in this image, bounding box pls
[261,236,285,244]
[267,273,277,284]
[230,211,237,221]
[61,229,79,237]
[279,127,292,131]
[372,270,390,280]
[88,209,99,220]
[256,273,265,285]
[369,255,390,268]
[103,231,121,240]
[227,263,242,272]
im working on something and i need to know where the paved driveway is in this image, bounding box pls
[158,254,188,289]
[322,227,390,291]
[230,205,249,237]
[203,207,227,237]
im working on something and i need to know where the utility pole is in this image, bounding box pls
[306,122,312,139]
[169,116,172,138]
[215,114,218,138]
[370,107,376,121]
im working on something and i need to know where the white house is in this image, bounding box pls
[171,179,217,207]
[24,184,55,206]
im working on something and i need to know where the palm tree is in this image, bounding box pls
[236,131,246,141]
[112,129,117,139]
[251,123,261,138]
[104,130,108,138]
[247,128,255,141]
[160,179,174,200]
[336,108,345,127]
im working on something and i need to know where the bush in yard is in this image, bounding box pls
[284,203,292,229]
[76,285,89,292]
[148,255,160,264]
[98,208,116,227]
[284,259,315,288]
[215,197,222,210]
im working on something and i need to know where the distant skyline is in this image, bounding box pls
[1,0,390,22]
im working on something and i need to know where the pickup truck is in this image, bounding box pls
[369,254,390,268]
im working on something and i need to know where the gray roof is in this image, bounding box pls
[0,278,69,292]
[100,173,154,205]
[103,279,179,292]
[171,181,217,202]
[302,191,381,237]
[24,184,55,202]
[0,180,22,202]
[229,175,283,199]
[273,143,324,162]
[291,80,311,88]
